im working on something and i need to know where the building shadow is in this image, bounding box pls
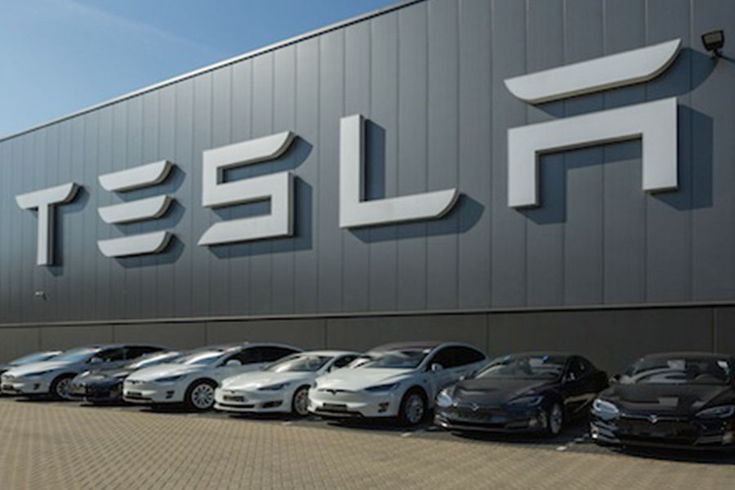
[349,120,483,243]
[48,186,90,277]
[521,106,712,225]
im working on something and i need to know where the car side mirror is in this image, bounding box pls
[609,374,621,385]
[430,363,444,373]
[225,360,242,367]
[88,357,102,364]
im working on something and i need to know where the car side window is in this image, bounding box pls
[565,358,587,381]
[452,346,486,366]
[332,355,357,369]
[125,346,161,360]
[258,347,299,363]
[428,347,454,369]
[429,347,485,370]
[227,349,260,365]
[95,348,125,362]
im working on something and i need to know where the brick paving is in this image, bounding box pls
[0,398,732,489]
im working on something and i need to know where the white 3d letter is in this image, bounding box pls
[198,132,295,246]
[16,183,80,266]
[339,114,459,228]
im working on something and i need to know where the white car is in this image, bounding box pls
[215,350,360,416]
[0,344,165,399]
[123,343,301,411]
[309,341,487,425]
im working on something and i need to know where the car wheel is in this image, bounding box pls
[50,375,74,401]
[398,388,427,426]
[291,386,310,417]
[546,402,564,436]
[184,379,217,411]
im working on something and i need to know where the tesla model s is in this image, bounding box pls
[434,352,608,435]
[215,351,360,416]
[591,352,735,450]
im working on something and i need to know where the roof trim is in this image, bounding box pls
[0,0,423,143]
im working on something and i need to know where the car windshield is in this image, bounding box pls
[361,349,429,369]
[172,350,227,366]
[476,355,567,380]
[10,352,58,365]
[125,352,180,370]
[51,348,99,363]
[266,355,331,373]
[622,356,733,385]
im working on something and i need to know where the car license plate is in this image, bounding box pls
[323,403,348,412]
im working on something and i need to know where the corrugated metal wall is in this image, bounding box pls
[0,0,734,327]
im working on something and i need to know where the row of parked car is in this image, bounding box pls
[1,341,734,451]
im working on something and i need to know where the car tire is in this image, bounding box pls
[49,374,74,401]
[184,379,217,411]
[291,385,311,417]
[398,388,427,426]
[545,401,564,436]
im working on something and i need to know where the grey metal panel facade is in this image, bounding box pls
[0,0,734,331]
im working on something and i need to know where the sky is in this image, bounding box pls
[0,0,398,138]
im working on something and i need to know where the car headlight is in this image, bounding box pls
[436,388,454,408]
[26,370,54,378]
[506,395,544,407]
[258,382,291,391]
[364,382,399,393]
[696,405,735,419]
[592,398,620,417]
[154,375,185,383]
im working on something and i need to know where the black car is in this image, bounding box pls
[590,352,735,450]
[69,350,182,403]
[434,352,608,435]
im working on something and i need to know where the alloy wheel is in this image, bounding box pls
[293,387,310,416]
[55,378,71,400]
[404,393,425,425]
[549,403,563,435]
[190,383,215,410]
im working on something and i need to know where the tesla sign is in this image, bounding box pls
[16,39,683,266]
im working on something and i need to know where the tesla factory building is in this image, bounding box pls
[0,0,733,372]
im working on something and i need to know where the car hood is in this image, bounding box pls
[76,368,133,383]
[450,377,557,406]
[221,371,313,391]
[3,360,80,377]
[315,368,413,391]
[603,383,735,416]
[127,363,204,382]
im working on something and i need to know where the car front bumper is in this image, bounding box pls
[69,380,123,402]
[214,388,289,413]
[122,381,186,404]
[308,389,402,418]
[0,375,51,396]
[590,414,735,450]
[434,405,548,433]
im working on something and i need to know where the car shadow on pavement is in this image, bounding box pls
[603,446,735,465]
[325,418,432,433]
[446,419,589,447]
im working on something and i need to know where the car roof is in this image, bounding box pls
[369,341,475,352]
[68,343,165,351]
[498,352,576,360]
[293,350,360,357]
[639,352,735,360]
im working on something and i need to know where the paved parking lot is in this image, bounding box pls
[0,398,733,489]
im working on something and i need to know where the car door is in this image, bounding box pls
[213,348,260,382]
[93,347,127,369]
[423,347,459,399]
[560,357,595,417]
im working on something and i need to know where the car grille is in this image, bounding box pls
[616,415,699,444]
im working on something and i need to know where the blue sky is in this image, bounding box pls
[0,0,397,137]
